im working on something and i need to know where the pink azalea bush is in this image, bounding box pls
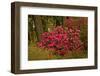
[37,17,85,56]
[37,26,83,56]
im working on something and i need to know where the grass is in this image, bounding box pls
[28,42,88,61]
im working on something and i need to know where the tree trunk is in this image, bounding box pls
[63,17,66,27]
[33,16,43,41]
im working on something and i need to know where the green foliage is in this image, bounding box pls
[80,25,88,50]
[28,42,51,60]
[28,43,87,60]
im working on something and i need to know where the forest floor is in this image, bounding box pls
[28,42,88,61]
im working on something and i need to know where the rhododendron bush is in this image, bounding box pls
[37,26,83,56]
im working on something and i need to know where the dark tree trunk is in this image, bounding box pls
[63,17,66,27]
[33,16,43,41]
[42,16,48,32]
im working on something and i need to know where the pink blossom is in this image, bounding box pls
[37,26,83,56]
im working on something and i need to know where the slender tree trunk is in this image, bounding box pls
[63,17,66,27]
[42,16,48,32]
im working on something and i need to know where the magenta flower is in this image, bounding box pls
[37,25,83,56]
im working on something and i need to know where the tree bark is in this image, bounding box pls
[33,16,43,41]
[63,17,66,27]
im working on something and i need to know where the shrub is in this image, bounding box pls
[37,26,83,56]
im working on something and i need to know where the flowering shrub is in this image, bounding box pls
[37,26,83,56]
